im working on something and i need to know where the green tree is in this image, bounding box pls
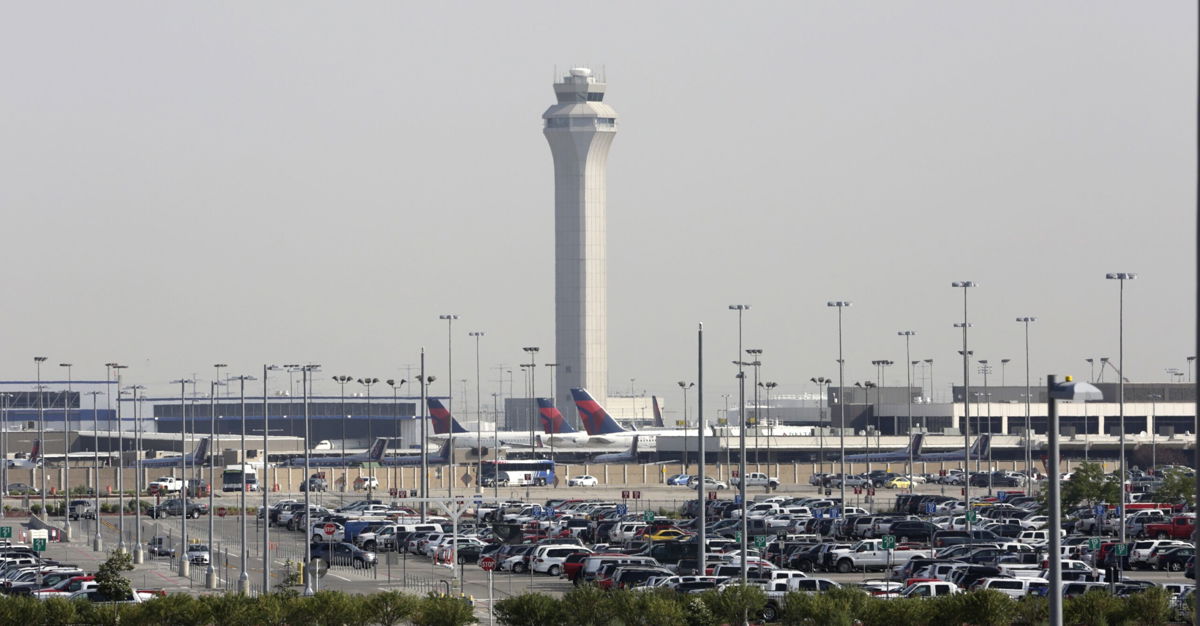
[365,591,422,626]
[1120,586,1173,626]
[95,550,134,600]
[558,584,614,626]
[494,593,563,626]
[1154,468,1196,506]
[700,584,767,625]
[1056,462,1120,511]
[412,594,477,626]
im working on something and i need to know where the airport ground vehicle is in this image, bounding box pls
[479,460,556,487]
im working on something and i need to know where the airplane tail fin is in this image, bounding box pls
[537,398,576,434]
[973,433,991,458]
[192,438,210,465]
[630,435,638,457]
[427,399,470,435]
[368,438,387,462]
[29,440,40,464]
[652,396,664,428]
[433,440,452,463]
[908,432,925,457]
[571,388,626,435]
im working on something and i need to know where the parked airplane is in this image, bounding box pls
[278,438,387,468]
[593,436,640,464]
[6,440,40,469]
[428,398,538,448]
[380,440,452,467]
[843,433,925,463]
[571,388,695,445]
[138,437,210,469]
[917,433,991,463]
[536,399,591,446]
[651,396,664,428]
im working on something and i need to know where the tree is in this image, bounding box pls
[494,593,563,626]
[365,591,421,626]
[1154,468,1196,506]
[1057,462,1120,511]
[412,594,477,626]
[95,550,134,600]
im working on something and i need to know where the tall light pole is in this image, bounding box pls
[1187,356,1196,383]
[470,332,485,493]
[978,360,993,494]
[898,331,917,490]
[206,379,221,589]
[414,352,435,522]
[126,383,146,563]
[924,359,934,403]
[696,323,706,581]
[544,363,558,462]
[263,364,279,592]
[759,381,777,465]
[856,381,877,479]
[111,363,128,552]
[386,379,406,475]
[33,357,47,519]
[810,377,832,474]
[1017,318,1037,490]
[746,349,762,466]
[951,281,976,529]
[522,347,540,454]
[677,382,694,471]
[300,364,321,596]
[86,391,102,551]
[827,300,851,522]
[358,378,379,499]
[228,374,256,594]
[728,303,750,586]
[1085,358,1096,383]
[170,378,193,575]
[332,375,353,492]
[440,314,459,411]
[58,362,73,541]
[1107,272,1136,547]
[1001,358,1012,387]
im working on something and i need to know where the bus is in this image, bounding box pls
[479,459,556,487]
[222,464,259,492]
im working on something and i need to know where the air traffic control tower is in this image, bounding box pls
[544,67,617,411]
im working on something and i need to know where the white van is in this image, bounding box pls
[975,577,1049,598]
[581,555,658,582]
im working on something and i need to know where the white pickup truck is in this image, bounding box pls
[148,476,185,494]
[731,472,781,490]
[828,539,932,573]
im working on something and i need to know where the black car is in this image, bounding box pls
[933,531,971,548]
[455,544,484,565]
[299,477,327,492]
[67,500,96,520]
[1157,546,1195,572]
[310,541,377,568]
[889,520,939,543]
[148,498,208,519]
[986,523,1026,539]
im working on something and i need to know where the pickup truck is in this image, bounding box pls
[828,539,932,573]
[147,498,208,519]
[1143,516,1196,540]
[758,578,841,621]
[732,472,781,490]
[147,476,185,494]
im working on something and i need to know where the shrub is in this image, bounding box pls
[412,593,477,626]
[1064,590,1123,626]
[1012,594,1048,626]
[558,584,614,626]
[860,597,933,626]
[1120,586,1173,626]
[365,591,421,626]
[41,595,78,625]
[700,584,766,625]
[681,594,717,626]
[958,590,1017,626]
[137,593,212,626]
[495,593,563,625]
[201,593,266,626]
[95,550,134,600]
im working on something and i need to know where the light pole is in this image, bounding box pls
[33,357,47,519]
[826,300,850,522]
[358,378,380,499]
[263,364,279,592]
[206,379,221,589]
[544,363,558,462]
[924,359,934,403]
[951,281,976,529]
[759,381,777,465]
[810,377,832,474]
[728,303,750,587]
[1106,271,1136,548]
[470,332,485,492]
[58,363,73,541]
[746,349,762,466]
[440,314,459,412]
[1017,318,1037,491]
[86,391,102,552]
[230,374,257,594]
[1149,393,1162,472]
[1187,356,1195,383]
[522,347,540,454]
[1100,357,1111,383]
[126,383,145,563]
[856,381,877,479]
[300,363,320,596]
[111,363,128,552]
[386,379,406,476]
[677,382,694,472]
[977,360,993,494]
[898,331,917,489]
[871,359,893,439]
[332,375,353,492]
[1001,358,1012,387]
[171,378,194,576]
[1086,358,1096,383]
[414,352,435,522]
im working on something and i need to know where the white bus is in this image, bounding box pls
[222,464,259,492]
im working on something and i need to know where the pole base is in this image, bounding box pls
[133,546,144,565]
[93,535,103,552]
[206,568,218,589]
[63,525,73,542]
[237,576,250,595]
[179,560,191,577]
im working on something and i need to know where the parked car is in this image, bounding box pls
[665,474,693,486]
[147,498,208,519]
[568,475,598,487]
[309,542,377,569]
[186,543,210,565]
[67,500,96,520]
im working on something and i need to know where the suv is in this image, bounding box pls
[732,473,781,490]
[148,498,208,519]
[67,500,96,520]
[309,542,377,569]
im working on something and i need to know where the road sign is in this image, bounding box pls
[323,523,337,536]
[643,510,654,522]
[217,507,227,518]
[924,502,937,514]
[734,531,742,542]
[1115,544,1128,556]
[753,535,767,549]
[966,511,978,523]
[734,494,742,505]
[1088,538,1101,550]
[0,527,11,539]
[1094,504,1106,518]
[616,504,627,515]
[633,491,641,499]
[479,556,497,572]
[622,490,630,499]
[881,535,896,550]
[32,538,46,552]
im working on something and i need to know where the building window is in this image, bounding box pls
[587,92,604,101]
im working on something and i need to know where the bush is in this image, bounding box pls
[607,588,687,626]
[1012,594,1048,626]
[959,590,1017,626]
[558,584,614,626]
[365,591,421,626]
[860,597,933,626]
[412,593,477,626]
[137,593,212,626]
[700,584,766,625]
[1064,590,1124,626]
[95,550,134,600]
[1120,586,1173,626]
[495,593,563,625]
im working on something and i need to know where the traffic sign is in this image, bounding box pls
[643,510,654,522]
[32,538,46,552]
[1094,504,1106,518]
[924,502,937,514]
[217,507,227,518]
[616,504,627,515]
[966,511,978,523]
[734,531,742,542]
[734,494,742,505]
[1115,544,1129,557]
[881,535,896,550]
[323,523,337,535]
[622,490,630,499]
[632,491,641,500]
[0,527,11,539]
[1088,538,1101,550]
[753,535,767,549]
[480,556,497,572]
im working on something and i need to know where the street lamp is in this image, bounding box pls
[358,377,380,499]
[810,377,832,474]
[331,375,353,491]
[826,300,851,521]
[300,363,321,596]
[469,332,485,492]
[855,381,877,480]
[1086,358,1096,383]
[677,382,694,471]
[522,347,540,454]
[386,379,406,476]
[33,357,47,520]
[263,364,280,592]
[86,390,102,552]
[746,349,762,466]
[977,360,993,494]
[758,381,777,464]
[1106,271,1137,547]
[126,383,146,564]
[414,352,435,522]
[59,363,73,541]
[728,303,750,587]
[951,280,977,530]
[170,377,194,576]
[231,374,257,595]
[111,363,128,552]
[898,331,917,490]
[440,315,460,413]
[1016,317,1038,491]
[924,359,934,402]
[206,379,222,588]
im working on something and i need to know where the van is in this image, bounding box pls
[975,577,1048,598]
[1017,529,1064,545]
[581,555,658,583]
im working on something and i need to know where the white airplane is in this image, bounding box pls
[7,440,41,469]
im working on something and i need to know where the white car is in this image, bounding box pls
[691,477,729,490]
[310,521,346,543]
[186,543,210,565]
[568,475,598,487]
[353,476,380,490]
[532,545,592,575]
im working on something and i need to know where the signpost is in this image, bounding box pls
[480,556,496,626]
[32,537,46,552]
[882,534,896,573]
[643,510,654,523]
[0,526,11,539]
[1088,537,1101,551]
[217,507,227,518]
[323,523,336,536]
[753,535,766,549]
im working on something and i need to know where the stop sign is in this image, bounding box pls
[323,523,337,536]
[217,507,227,518]
[480,556,497,572]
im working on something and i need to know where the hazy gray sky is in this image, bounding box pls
[2,2,1195,412]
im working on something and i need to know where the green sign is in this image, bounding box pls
[643,510,654,523]
[1088,538,1101,551]
[966,511,978,523]
[0,527,12,539]
[734,531,742,542]
[881,535,896,550]
[754,535,767,549]
[1115,544,1128,556]
[32,538,46,552]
